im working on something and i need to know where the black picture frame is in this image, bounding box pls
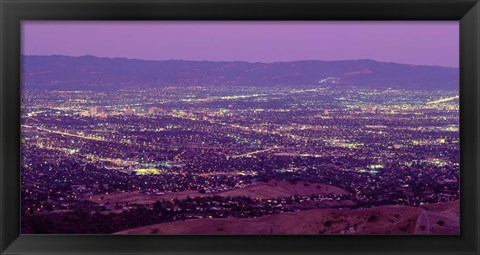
[1,0,479,254]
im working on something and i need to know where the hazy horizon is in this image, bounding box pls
[22,21,459,68]
[23,54,460,69]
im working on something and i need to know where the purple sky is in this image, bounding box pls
[22,21,459,67]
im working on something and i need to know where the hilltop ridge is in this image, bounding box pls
[22,55,458,90]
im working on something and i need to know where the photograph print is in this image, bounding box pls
[20,21,459,234]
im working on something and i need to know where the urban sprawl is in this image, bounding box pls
[21,84,459,233]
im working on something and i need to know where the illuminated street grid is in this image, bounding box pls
[20,85,459,232]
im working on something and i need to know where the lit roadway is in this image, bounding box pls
[426,96,459,105]
[227,147,277,159]
[23,125,106,141]
[166,112,310,142]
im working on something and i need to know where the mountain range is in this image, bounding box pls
[22,55,459,90]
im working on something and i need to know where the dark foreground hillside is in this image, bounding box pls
[116,200,459,235]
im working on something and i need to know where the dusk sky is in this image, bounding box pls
[22,21,459,67]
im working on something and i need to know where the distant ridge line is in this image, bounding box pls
[22,55,459,90]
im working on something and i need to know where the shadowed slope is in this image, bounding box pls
[116,201,458,234]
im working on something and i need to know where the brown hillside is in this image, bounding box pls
[115,200,459,235]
